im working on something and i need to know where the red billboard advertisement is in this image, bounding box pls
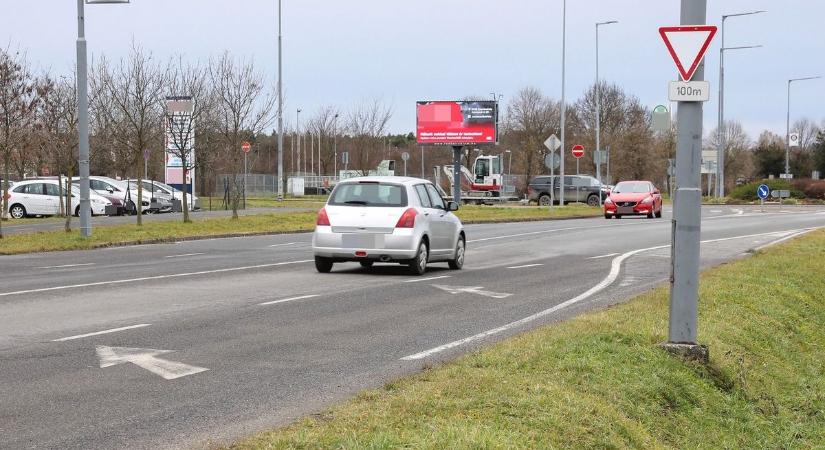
[416,100,498,146]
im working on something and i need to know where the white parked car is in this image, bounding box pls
[73,176,172,214]
[312,177,465,275]
[6,179,111,218]
[127,179,200,210]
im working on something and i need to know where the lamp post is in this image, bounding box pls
[296,108,302,176]
[786,76,821,176]
[559,0,567,206]
[717,10,764,197]
[595,19,617,200]
[76,0,130,237]
[333,113,339,179]
[276,0,284,201]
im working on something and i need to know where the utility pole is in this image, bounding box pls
[276,0,284,201]
[595,20,617,205]
[76,0,92,237]
[666,0,708,360]
[786,76,821,176]
[559,0,567,206]
[333,113,338,179]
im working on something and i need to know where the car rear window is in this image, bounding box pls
[329,182,407,207]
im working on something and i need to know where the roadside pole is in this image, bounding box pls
[452,146,462,204]
[663,1,711,360]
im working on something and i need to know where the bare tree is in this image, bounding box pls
[0,47,39,237]
[100,46,168,224]
[345,99,392,175]
[306,105,341,176]
[209,52,275,218]
[502,87,560,187]
[705,121,752,191]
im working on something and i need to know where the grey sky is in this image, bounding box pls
[3,1,823,140]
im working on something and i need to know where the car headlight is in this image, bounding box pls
[604,197,613,205]
[91,198,104,204]
[641,196,653,205]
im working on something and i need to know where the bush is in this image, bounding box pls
[792,179,825,200]
[729,179,805,201]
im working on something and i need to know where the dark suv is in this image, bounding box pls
[527,175,607,207]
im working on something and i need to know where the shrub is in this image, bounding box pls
[729,179,805,201]
[792,179,825,200]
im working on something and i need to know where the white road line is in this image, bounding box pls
[52,324,151,342]
[36,263,96,269]
[0,259,314,298]
[269,242,299,247]
[400,227,819,361]
[164,253,205,258]
[587,253,619,259]
[753,229,815,251]
[467,223,641,244]
[506,263,544,269]
[403,275,451,283]
[259,294,320,306]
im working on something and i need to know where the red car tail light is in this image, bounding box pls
[316,207,330,226]
[395,208,417,228]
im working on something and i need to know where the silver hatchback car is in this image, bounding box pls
[312,177,465,275]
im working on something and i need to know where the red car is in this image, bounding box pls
[604,180,663,219]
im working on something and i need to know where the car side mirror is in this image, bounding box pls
[446,201,459,212]
[653,189,660,195]
[107,187,114,193]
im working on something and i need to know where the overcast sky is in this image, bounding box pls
[3,0,823,141]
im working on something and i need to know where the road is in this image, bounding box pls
[0,205,823,449]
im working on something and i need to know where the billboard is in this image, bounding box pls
[165,97,195,192]
[416,100,498,146]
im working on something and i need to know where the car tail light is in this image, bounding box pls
[316,207,330,226]
[395,208,417,228]
[355,251,367,257]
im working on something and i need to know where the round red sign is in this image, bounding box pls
[571,144,585,159]
[241,142,251,153]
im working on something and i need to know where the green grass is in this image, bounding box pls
[230,229,825,449]
[200,195,327,210]
[0,204,600,255]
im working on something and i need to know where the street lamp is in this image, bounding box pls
[76,0,130,238]
[296,108,302,175]
[333,113,339,179]
[595,19,617,203]
[276,0,284,201]
[786,76,821,176]
[559,0,567,206]
[717,10,764,197]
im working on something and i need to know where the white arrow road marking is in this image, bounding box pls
[432,285,512,299]
[96,346,208,380]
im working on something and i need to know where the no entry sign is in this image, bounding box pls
[241,142,251,153]
[571,144,585,159]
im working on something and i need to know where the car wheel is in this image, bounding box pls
[448,236,465,270]
[314,256,333,273]
[587,194,600,207]
[538,194,551,206]
[359,261,374,269]
[74,205,80,217]
[647,211,655,219]
[604,213,612,219]
[9,204,26,219]
[408,240,429,275]
[615,215,622,219]
[655,209,662,218]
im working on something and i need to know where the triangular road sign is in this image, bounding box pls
[659,25,717,81]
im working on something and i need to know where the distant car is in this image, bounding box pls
[312,176,465,275]
[73,176,172,214]
[127,179,200,211]
[604,180,663,219]
[6,179,111,218]
[527,175,607,207]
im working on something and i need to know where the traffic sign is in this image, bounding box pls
[143,149,151,161]
[571,144,584,159]
[652,105,671,132]
[669,81,710,102]
[757,184,769,200]
[544,153,560,170]
[771,190,790,199]
[544,134,561,152]
[241,141,251,153]
[659,25,717,81]
[779,173,793,179]
[789,133,800,147]
[401,151,410,161]
[341,152,349,164]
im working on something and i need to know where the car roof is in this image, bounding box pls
[338,176,430,186]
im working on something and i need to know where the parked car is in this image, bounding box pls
[527,175,608,207]
[312,176,465,275]
[6,179,111,218]
[73,176,172,214]
[604,180,663,219]
[127,179,200,210]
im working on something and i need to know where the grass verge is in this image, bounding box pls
[0,205,601,255]
[230,229,825,449]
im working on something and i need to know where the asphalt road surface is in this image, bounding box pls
[1,205,823,449]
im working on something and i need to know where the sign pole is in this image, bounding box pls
[452,146,462,204]
[665,0,707,360]
[243,152,247,210]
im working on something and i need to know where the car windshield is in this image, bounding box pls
[328,182,407,207]
[612,182,650,194]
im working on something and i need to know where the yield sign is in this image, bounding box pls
[659,25,717,81]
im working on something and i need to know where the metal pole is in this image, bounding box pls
[595,23,600,191]
[420,146,424,178]
[296,109,301,176]
[243,152,247,209]
[76,0,92,237]
[452,146,462,203]
[276,0,284,201]
[717,18,725,197]
[333,114,338,179]
[785,80,791,176]
[668,0,706,346]
[559,0,566,206]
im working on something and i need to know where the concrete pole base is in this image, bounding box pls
[658,342,709,364]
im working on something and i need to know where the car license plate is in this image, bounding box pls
[618,206,635,215]
[342,233,381,249]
